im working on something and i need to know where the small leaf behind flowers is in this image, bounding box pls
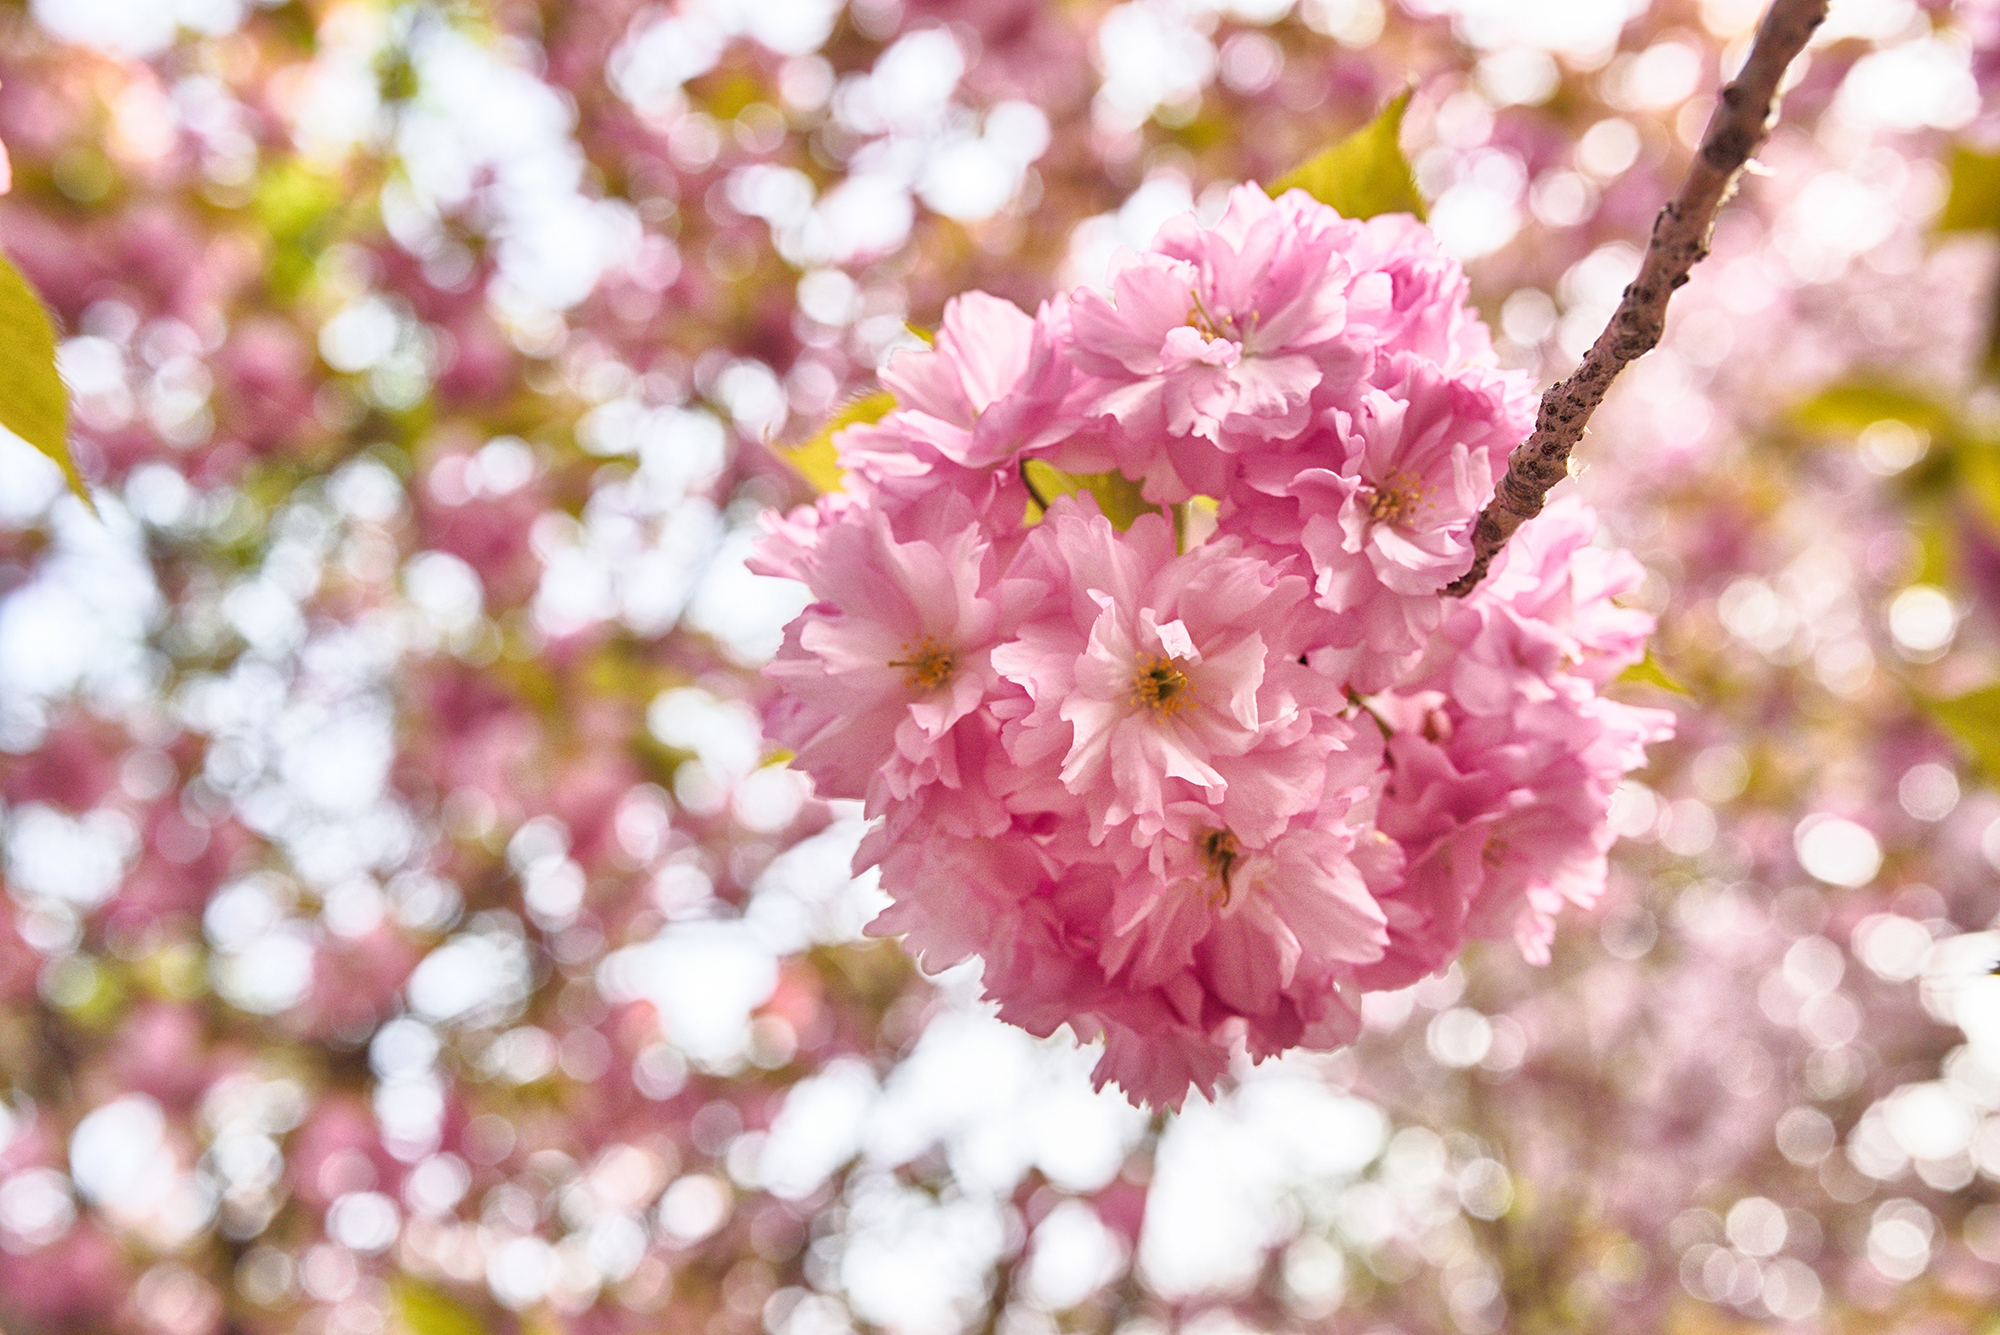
[1616,649,1691,697]
[0,250,90,510]
[1022,460,1161,531]
[1269,88,1425,222]
[781,389,896,495]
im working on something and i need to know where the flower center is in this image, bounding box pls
[1420,706,1451,743]
[1186,289,1256,342]
[887,637,957,691]
[1131,654,1194,717]
[1198,828,1239,908]
[1366,471,1424,526]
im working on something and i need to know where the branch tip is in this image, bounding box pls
[1447,0,1830,597]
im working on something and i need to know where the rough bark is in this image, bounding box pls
[1445,0,1831,596]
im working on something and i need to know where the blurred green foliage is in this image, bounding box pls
[1939,145,2000,376]
[1917,685,2000,782]
[1789,380,1987,584]
[1938,146,2000,234]
[395,1280,493,1335]
[1791,146,2000,784]
[254,161,348,301]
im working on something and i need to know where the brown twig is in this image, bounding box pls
[1445,0,1829,597]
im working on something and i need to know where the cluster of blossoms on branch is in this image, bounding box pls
[756,184,1674,1107]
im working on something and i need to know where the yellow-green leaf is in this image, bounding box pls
[393,1281,490,1335]
[1958,445,2000,536]
[1022,460,1160,531]
[1914,518,1955,589]
[1789,381,1953,438]
[0,251,88,509]
[1918,685,2000,783]
[1939,147,2000,233]
[782,390,895,494]
[1269,88,1425,222]
[1616,649,1690,697]
[1935,152,2000,373]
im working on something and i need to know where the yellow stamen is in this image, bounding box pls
[1186,288,1226,340]
[887,637,956,691]
[1185,289,1259,342]
[1366,471,1425,526]
[1131,654,1194,717]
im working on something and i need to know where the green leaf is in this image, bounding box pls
[1916,518,1956,589]
[393,1281,490,1335]
[1022,460,1161,531]
[0,251,88,509]
[1958,444,2000,536]
[1616,649,1691,696]
[1269,88,1425,222]
[1939,147,2000,233]
[781,390,896,494]
[1789,381,1954,438]
[1936,152,2000,373]
[1917,685,2000,783]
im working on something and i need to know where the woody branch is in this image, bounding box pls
[1445,0,1831,596]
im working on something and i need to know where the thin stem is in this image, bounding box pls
[1346,686,1394,740]
[1445,0,1829,597]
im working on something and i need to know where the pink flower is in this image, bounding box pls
[819,292,1108,555]
[755,179,1668,1110]
[832,413,1045,555]
[1366,502,1675,981]
[762,493,1034,809]
[1069,185,1373,498]
[987,896,1235,1110]
[1101,817,1393,1001]
[991,497,1348,846]
[858,754,1398,1109]
[1342,211,1502,373]
[877,290,1077,471]
[861,823,1050,974]
[1230,353,1528,688]
[1437,492,1658,700]
[1372,686,1670,977]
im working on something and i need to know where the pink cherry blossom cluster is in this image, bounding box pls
[755,185,1673,1108]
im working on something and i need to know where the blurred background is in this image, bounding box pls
[1,0,1999,1331]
